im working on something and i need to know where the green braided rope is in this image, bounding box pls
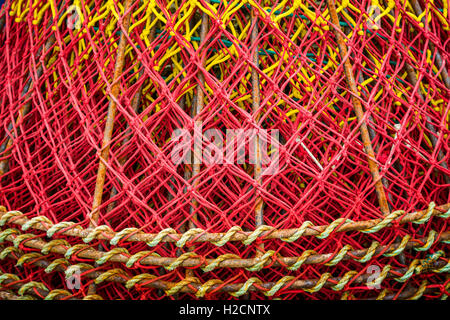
[41,239,70,254]
[83,225,113,243]
[65,263,94,279]
[242,226,274,245]
[64,244,90,260]
[280,221,313,242]
[94,268,128,285]
[13,234,35,248]
[366,265,391,288]
[22,216,53,231]
[414,230,437,251]
[264,276,295,297]
[44,258,70,273]
[126,251,160,268]
[165,252,198,271]
[176,228,204,247]
[18,281,48,296]
[18,295,37,300]
[230,277,262,297]
[287,250,316,271]
[0,273,20,285]
[433,261,450,273]
[125,273,156,289]
[96,247,129,265]
[413,202,435,224]
[332,271,358,291]
[146,228,177,247]
[384,235,411,257]
[210,226,242,246]
[202,254,240,272]
[375,289,389,300]
[165,277,201,296]
[317,219,353,239]
[0,228,19,243]
[420,251,447,273]
[264,276,295,296]
[408,281,428,300]
[83,294,104,300]
[44,289,72,300]
[0,246,21,259]
[246,250,276,272]
[47,221,83,238]
[195,279,224,298]
[355,241,379,263]
[16,252,42,267]
[0,211,22,226]
[303,273,331,292]
[110,227,139,245]
[438,208,450,219]
[361,210,404,234]
[325,245,352,266]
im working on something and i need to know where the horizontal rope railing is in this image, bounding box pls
[0,271,79,300]
[0,290,22,300]
[1,243,447,297]
[1,226,448,272]
[349,280,448,300]
[0,202,448,247]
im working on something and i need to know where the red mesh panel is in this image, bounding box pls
[0,0,448,300]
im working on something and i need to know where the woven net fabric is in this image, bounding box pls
[0,0,449,300]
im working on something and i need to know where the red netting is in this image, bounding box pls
[0,0,449,300]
